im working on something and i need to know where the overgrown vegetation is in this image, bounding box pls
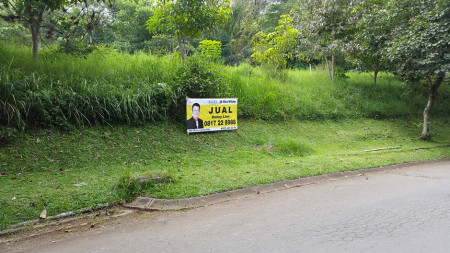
[2,43,449,134]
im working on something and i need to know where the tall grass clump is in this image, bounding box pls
[1,43,449,133]
[223,63,450,120]
[0,44,227,131]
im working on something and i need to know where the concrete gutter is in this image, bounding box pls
[124,158,450,211]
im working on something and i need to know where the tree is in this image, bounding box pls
[347,0,391,84]
[251,14,300,74]
[295,0,354,81]
[387,0,449,140]
[43,1,112,54]
[0,16,30,44]
[0,0,108,59]
[209,0,299,65]
[110,0,154,53]
[212,0,263,64]
[146,0,232,60]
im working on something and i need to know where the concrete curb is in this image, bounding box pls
[0,203,111,237]
[124,158,450,211]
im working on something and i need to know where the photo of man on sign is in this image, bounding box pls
[186,98,238,134]
[186,103,204,129]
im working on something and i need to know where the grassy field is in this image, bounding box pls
[1,43,449,230]
[1,118,449,230]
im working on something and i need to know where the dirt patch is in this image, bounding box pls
[0,206,162,252]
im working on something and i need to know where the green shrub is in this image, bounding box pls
[170,55,228,120]
[198,40,222,61]
[115,171,174,201]
[274,138,313,157]
[176,56,227,98]
[115,171,144,201]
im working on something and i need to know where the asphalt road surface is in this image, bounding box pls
[9,160,450,252]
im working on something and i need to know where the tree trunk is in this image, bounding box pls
[274,55,284,76]
[31,22,40,60]
[65,34,71,53]
[331,53,335,81]
[373,68,379,84]
[420,72,445,140]
[325,56,332,80]
[373,61,380,84]
[26,2,44,60]
[177,34,187,61]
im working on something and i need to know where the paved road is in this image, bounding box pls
[11,160,450,252]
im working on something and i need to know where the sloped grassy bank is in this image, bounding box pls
[1,118,449,230]
[1,44,449,230]
[2,44,449,133]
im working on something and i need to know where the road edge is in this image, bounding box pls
[124,158,450,210]
[2,158,449,237]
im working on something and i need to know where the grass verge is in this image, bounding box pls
[1,117,449,230]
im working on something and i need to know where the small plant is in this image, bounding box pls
[115,170,144,201]
[251,15,300,75]
[198,40,222,61]
[0,126,18,144]
[115,171,174,201]
[274,138,313,157]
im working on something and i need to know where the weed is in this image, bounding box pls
[274,138,313,157]
[115,170,142,201]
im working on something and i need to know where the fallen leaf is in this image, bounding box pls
[11,196,16,200]
[73,182,87,187]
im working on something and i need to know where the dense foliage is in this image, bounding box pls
[1,0,449,138]
[146,0,232,60]
[1,44,449,135]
